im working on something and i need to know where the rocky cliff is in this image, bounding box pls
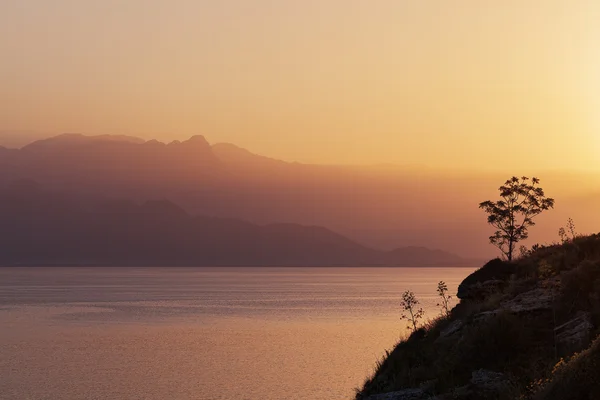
[357,234,600,400]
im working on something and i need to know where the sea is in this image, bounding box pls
[0,266,475,400]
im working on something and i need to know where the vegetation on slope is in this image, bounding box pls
[357,233,600,399]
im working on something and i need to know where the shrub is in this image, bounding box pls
[535,336,600,399]
[560,260,600,313]
[437,281,453,317]
[400,290,424,332]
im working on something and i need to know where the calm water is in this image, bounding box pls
[0,267,474,400]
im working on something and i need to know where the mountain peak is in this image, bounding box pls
[167,135,211,149]
[160,135,219,167]
[185,135,210,145]
[168,135,212,153]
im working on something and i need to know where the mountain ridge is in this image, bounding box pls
[2,133,598,259]
[0,183,475,267]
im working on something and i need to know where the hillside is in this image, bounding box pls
[357,234,600,400]
[0,182,471,267]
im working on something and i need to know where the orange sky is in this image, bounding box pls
[1,1,599,170]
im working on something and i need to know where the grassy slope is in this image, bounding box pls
[357,234,600,399]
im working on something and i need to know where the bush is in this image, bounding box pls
[358,234,600,400]
[560,260,600,314]
[459,311,554,386]
[535,336,600,399]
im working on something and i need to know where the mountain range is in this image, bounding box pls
[0,180,472,267]
[1,133,598,260]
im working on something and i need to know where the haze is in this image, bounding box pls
[2,1,599,170]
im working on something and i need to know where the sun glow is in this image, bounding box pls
[1,1,600,171]
[581,47,600,166]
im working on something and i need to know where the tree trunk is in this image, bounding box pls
[507,231,515,261]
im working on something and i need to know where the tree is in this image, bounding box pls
[436,281,452,317]
[400,290,424,332]
[479,176,554,261]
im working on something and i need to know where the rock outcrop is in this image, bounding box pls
[457,259,515,300]
[501,287,554,313]
[555,312,593,351]
[357,234,600,400]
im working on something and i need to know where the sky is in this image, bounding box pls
[1,1,599,170]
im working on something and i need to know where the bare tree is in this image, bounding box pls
[436,281,452,317]
[479,176,555,261]
[400,290,424,332]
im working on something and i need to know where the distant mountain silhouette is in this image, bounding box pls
[22,133,146,149]
[0,134,222,194]
[19,133,218,172]
[1,134,598,258]
[0,182,472,267]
